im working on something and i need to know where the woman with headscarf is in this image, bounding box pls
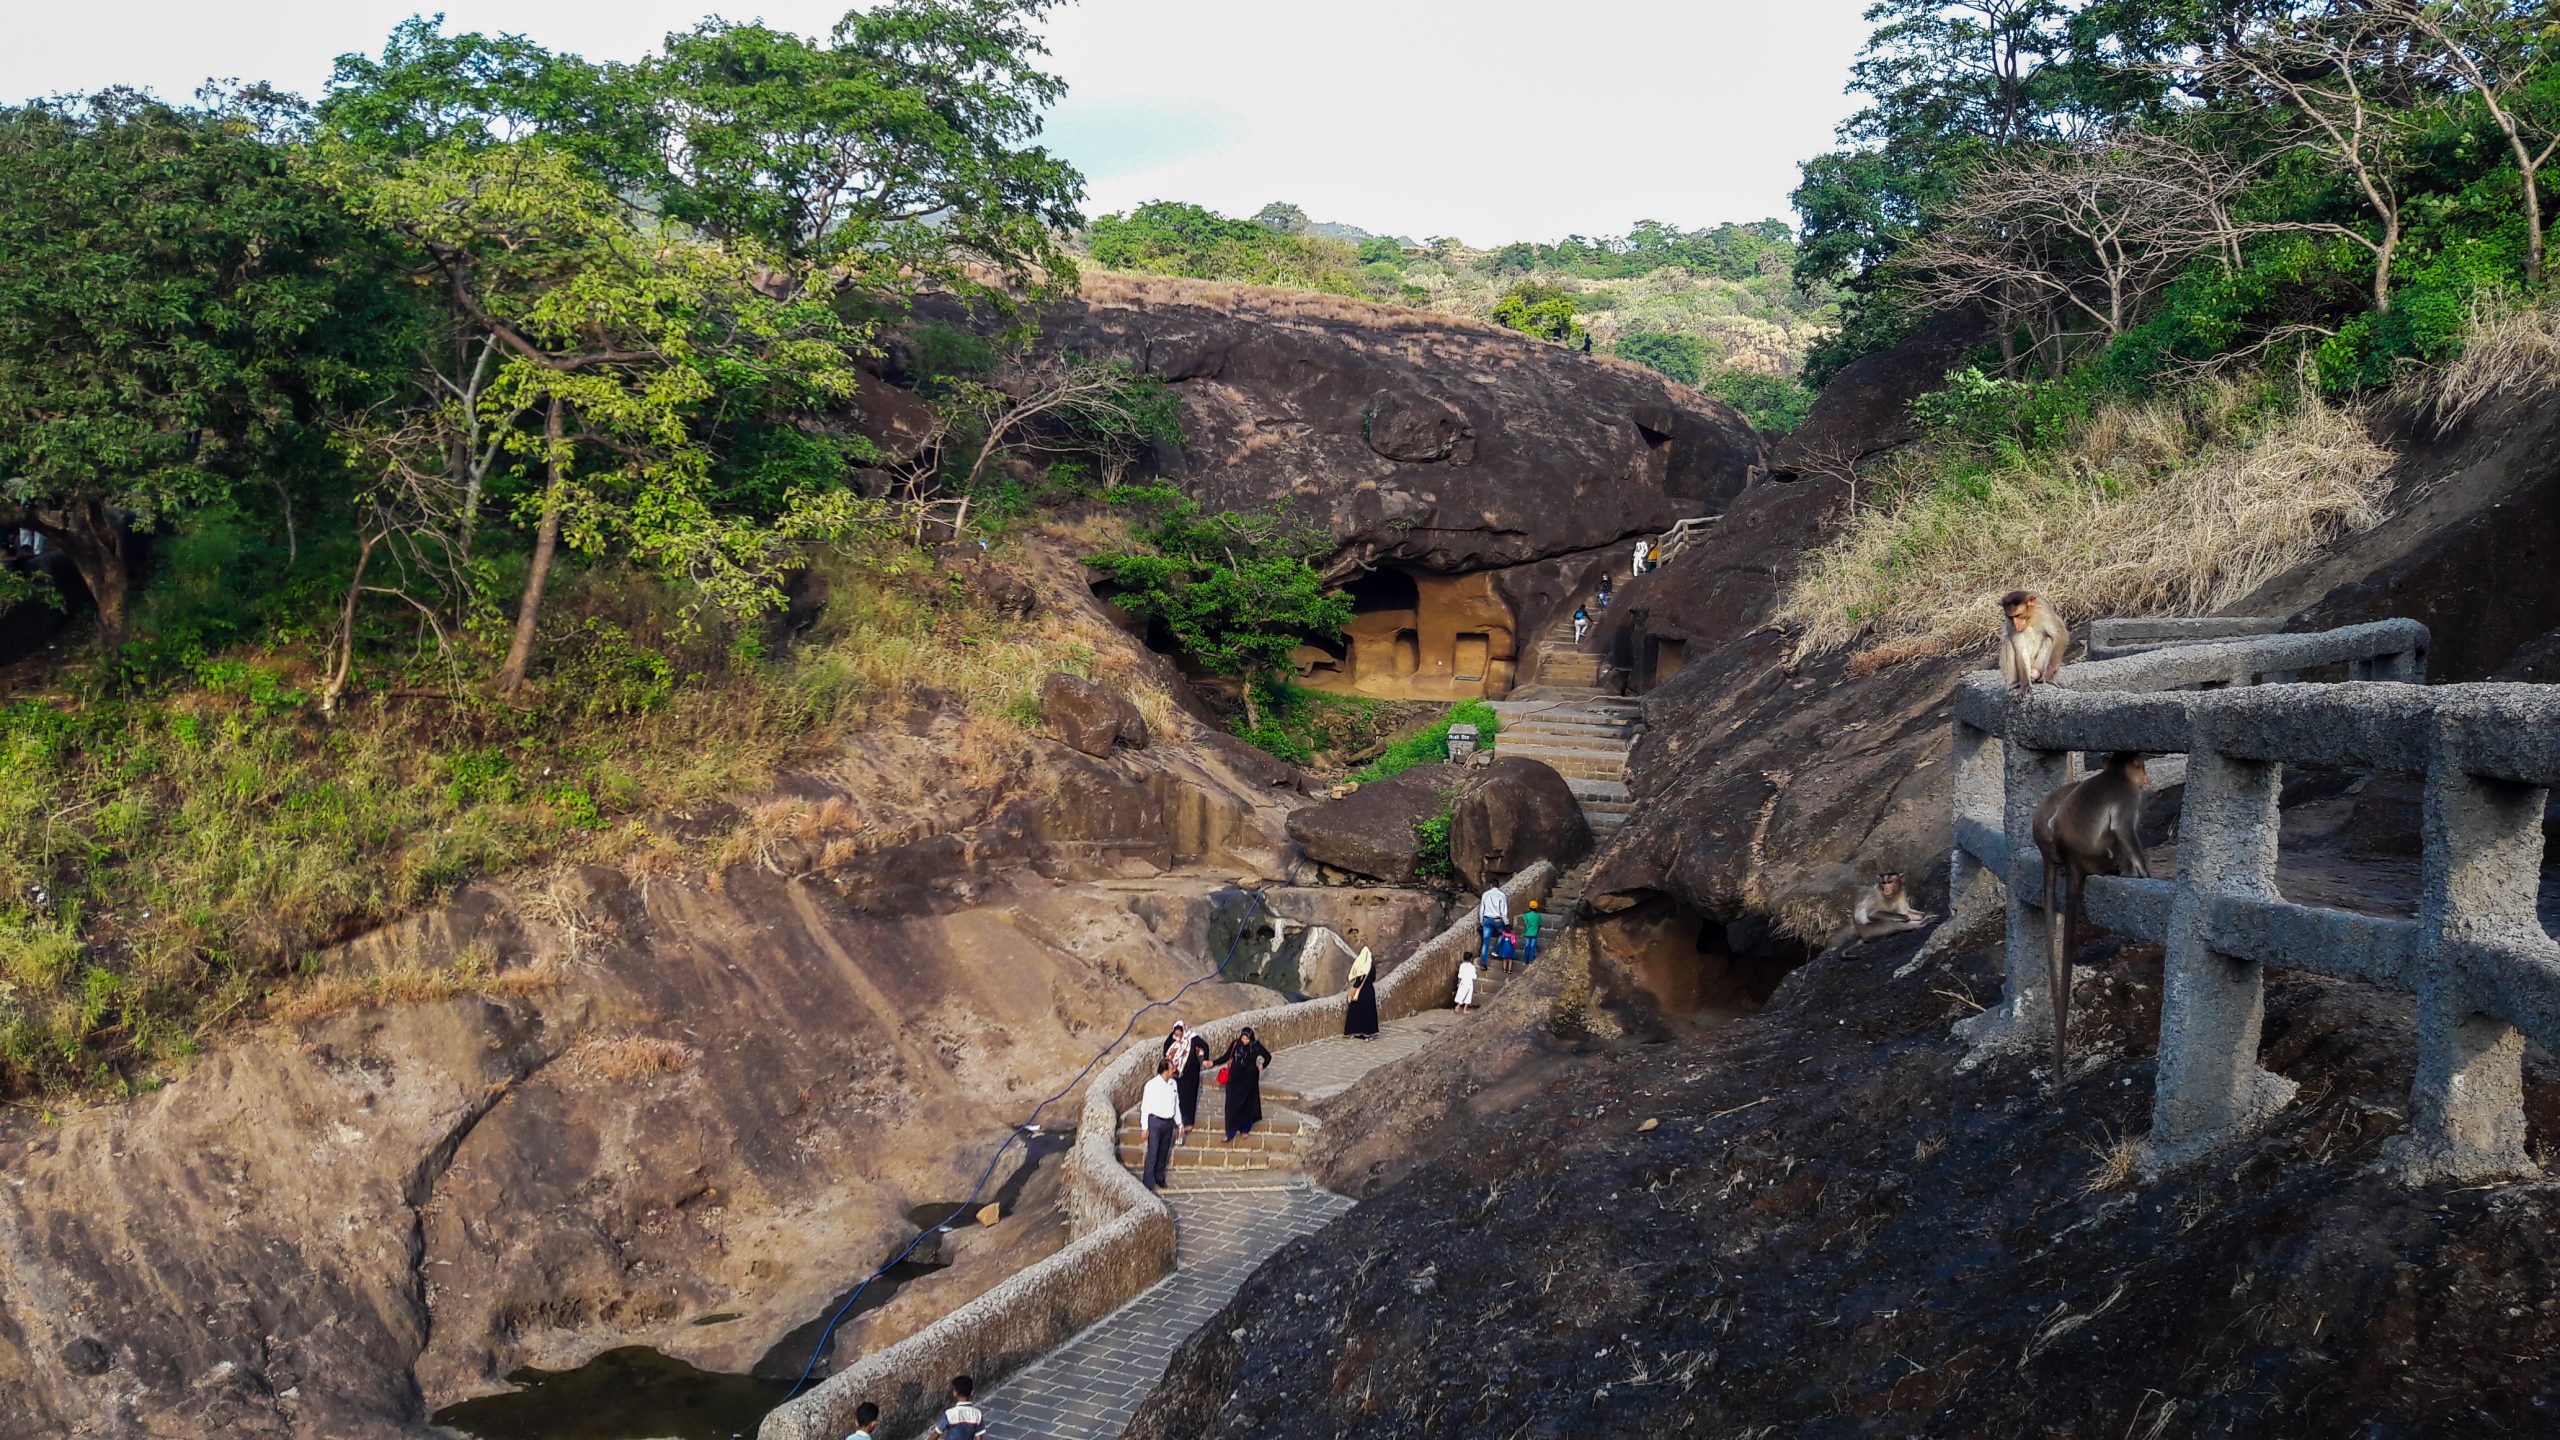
[1220,1026,1273,1141]
[1341,945,1379,1039]
[1177,1033,1211,1129]
[1162,1020,1189,1068]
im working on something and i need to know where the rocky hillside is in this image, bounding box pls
[0,533,1447,1439]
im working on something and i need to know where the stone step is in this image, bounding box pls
[1497,740,1631,762]
[1498,746,1628,768]
[1496,728,1632,749]
[1582,800,1634,816]
[1568,778,1631,802]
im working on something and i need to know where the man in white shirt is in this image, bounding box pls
[1479,883,1508,959]
[1632,538,1651,576]
[1140,1054,1183,1191]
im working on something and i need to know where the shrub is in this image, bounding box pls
[1411,807,1455,883]
[1615,330,1707,384]
[1352,700,1500,783]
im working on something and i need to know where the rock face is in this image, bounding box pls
[1765,306,1989,480]
[1038,671,1149,756]
[1019,275,1764,578]
[1447,756,1590,891]
[933,275,1766,702]
[1283,764,1466,883]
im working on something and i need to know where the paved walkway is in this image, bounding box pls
[978,1012,1448,1438]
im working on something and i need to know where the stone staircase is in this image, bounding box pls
[1486,696,1640,848]
[1115,1096,1319,1181]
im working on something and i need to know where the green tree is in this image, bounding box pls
[1492,280,1587,344]
[1614,330,1709,384]
[322,137,869,693]
[0,89,388,654]
[1083,486,1352,729]
[644,1,1083,286]
[1251,200,1311,234]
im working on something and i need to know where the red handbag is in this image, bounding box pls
[1215,1063,1232,1085]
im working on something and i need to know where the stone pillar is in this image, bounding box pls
[1946,719,2001,900]
[1955,737,2071,1062]
[2148,748,2297,1167]
[2392,762,2539,1182]
[2375,647,2427,684]
[1445,723,1479,759]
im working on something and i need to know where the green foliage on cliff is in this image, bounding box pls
[1352,700,1500,783]
[1493,281,1588,344]
[1082,485,1355,730]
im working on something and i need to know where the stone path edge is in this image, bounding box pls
[757,860,1560,1440]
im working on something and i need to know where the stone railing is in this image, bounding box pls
[760,861,1559,1440]
[1652,514,1718,567]
[2083,615,2287,662]
[1945,617,2560,1180]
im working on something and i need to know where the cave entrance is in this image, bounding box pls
[1296,565,1519,701]
[1592,894,1810,1022]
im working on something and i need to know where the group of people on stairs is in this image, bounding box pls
[1138,1019,1274,1191]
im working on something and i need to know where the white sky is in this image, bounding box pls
[1,0,1873,246]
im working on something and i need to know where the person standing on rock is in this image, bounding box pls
[1479,882,1510,958]
[1454,952,1479,1012]
[1221,1026,1273,1141]
[1141,1054,1182,1191]
[1178,1034,1211,1128]
[1342,947,1380,1039]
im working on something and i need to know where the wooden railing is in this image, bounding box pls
[1943,618,2560,1180]
[1650,514,1717,566]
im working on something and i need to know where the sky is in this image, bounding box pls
[1,0,1874,246]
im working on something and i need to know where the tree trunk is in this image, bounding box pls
[1240,677,1261,730]
[38,499,135,658]
[2374,219,2398,313]
[497,398,566,695]
[2524,167,2545,288]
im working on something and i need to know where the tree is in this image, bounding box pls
[1251,201,1311,234]
[0,89,385,654]
[1614,331,1710,384]
[645,1,1083,287]
[2391,0,2560,285]
[323,138,868,693]
[1492,281,1586,344]
[1083,487,1352,729]
[926,353,1184,530]
[2192,1,2435,312]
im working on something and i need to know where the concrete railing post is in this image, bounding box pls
[2147,747,2298,1165]
[1947,718,2001,902]
[1955,735,2071,1059]
[2393,761,2539,1182]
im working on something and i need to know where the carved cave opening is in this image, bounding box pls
[1292,565,1518,701]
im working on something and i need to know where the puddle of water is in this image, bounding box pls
[431,1346,786,1440]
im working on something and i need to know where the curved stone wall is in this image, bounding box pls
[761,862,1559,1440]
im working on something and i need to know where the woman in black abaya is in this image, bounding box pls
[1220,1026,1273,1141]
[1340,946,1379,1039]
[1177,1034,1210,1129]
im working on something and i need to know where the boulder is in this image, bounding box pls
[921,277,1766,578]
[1449,756,1592,891]
[1284,763,1467,883]
[1038,673,1149,757]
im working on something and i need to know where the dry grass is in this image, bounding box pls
[556,1033,696,1083]
[1782,381,2394,664]
[267,943,558,1026]
[2078,1127,2144,1195]
[2429,295,2560,428]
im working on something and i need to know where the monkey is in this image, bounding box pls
[1822,871,1937,953]
[1998,590,2069,697]
[2030,752,2150,1078]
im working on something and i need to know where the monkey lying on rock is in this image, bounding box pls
[1823,872,1935,953]
[2031,751,2150,1079]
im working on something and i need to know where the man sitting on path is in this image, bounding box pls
[1140,1055,1182,1191]
[1479,882,1509,959]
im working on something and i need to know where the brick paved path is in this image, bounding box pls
[976,1182,1353,1438]
[976,1011,1452,1438]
